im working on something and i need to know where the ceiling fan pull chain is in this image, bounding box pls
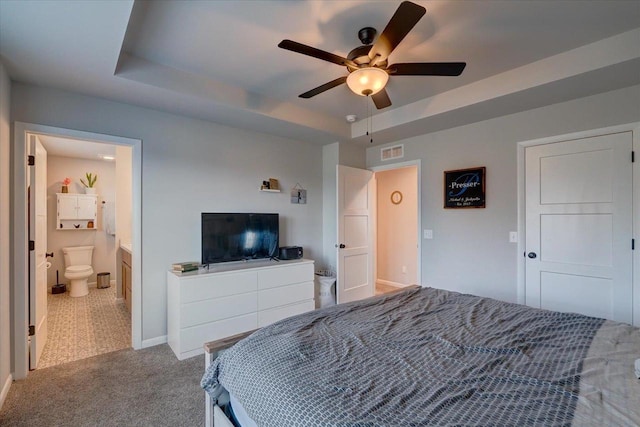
[369,96,374,144]
[365,96,370,137]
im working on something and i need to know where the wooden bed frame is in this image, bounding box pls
[204,330,255,427]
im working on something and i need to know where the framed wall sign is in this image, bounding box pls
[444,167,486,209]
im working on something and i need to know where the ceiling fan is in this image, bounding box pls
[278,1,466,110]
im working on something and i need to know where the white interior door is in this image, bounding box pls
[29,135,48,369]
[525,131,633,323]
[336,165,375,304]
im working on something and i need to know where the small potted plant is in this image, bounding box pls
[61,177,71,193]
[80,173,97,194]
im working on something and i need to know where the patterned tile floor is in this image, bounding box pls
[38,284,131,369]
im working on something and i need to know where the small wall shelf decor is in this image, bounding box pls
[444,167,486,209]
[260,178,280,192]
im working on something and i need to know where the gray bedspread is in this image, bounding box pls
[201,287,640,426]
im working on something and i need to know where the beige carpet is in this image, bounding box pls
[39,284,131,369]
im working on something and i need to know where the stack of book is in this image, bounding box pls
[172,261,199,273]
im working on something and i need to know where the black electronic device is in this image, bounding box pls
[279,246,303,260]
[201,213,279,265]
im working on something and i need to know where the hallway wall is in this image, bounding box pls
[376,167,418,286]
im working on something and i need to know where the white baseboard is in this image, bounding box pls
[141,335,167,349]
[0,373,13,411]
[376,279,409,288]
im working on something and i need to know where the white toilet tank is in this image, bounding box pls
[62,245,94,266]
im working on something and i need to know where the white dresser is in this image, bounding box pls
[167,258,314,360]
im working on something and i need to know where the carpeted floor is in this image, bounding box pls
[0,345,204,426]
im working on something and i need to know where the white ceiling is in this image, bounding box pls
[36,135,116,161]
[1,0,639,146]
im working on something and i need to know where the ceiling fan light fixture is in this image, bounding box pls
[346,67,389,96]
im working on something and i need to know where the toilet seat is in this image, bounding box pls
[66,265,92,275]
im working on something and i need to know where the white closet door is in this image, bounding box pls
[525,131,633,323]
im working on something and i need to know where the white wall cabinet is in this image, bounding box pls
[167,259,314,360]
[56,193,98,230]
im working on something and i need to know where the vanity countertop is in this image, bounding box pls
[120,243,132,254]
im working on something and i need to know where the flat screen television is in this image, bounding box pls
[201,213,279,265]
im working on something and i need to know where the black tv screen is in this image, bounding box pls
[201,213,279,265]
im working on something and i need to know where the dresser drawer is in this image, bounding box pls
[258,262,313,290]
[181,313,258,354]
[181,271,257,303]
[182,292,257,328]
[258,281,313,311]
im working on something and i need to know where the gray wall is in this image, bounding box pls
[11,83,324,343]
[321,141,367,274]
[0,62,12,406]
[367,85,640,303]
[322,143,339,273]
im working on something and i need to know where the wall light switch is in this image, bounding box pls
[424,229,433,239]
[509,231,518,243]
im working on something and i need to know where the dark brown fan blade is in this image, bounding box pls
[368,1,426,64]
[388,62,466,76]
[278,40,358,69]
[371,88,392,109]
[299,76,348,99]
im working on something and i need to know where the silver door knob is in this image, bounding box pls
[527,252,537,259]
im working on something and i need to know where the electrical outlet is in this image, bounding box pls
[509,231,518,243]
[424,229,433,239]
[402,265,407,274]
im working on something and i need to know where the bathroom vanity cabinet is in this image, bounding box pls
[121,247,132,312]
[56,193,98,230]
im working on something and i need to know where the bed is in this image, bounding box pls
[201,286,640,426]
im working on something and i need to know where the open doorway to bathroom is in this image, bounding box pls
[32,134,133,369]
[372,163,419,296]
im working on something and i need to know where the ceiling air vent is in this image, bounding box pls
[381,144,404,161]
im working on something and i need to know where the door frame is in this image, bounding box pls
[12,122,143,379]
[370,160,422,288]
[516,123,639,327]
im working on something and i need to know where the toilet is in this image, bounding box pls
[62,245,94,297]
